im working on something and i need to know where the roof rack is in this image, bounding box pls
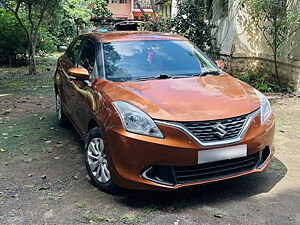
[113,20,147,31]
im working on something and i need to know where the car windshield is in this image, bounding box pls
[103,40,218,82]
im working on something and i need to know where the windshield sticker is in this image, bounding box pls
[147,51,154,64]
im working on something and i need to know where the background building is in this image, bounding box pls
[155,0,178,18]
[107,0,154,20]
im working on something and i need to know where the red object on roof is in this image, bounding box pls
[132,10,154,17]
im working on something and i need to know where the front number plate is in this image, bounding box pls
[198,144,247,164]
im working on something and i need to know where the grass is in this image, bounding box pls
[267,160,284,172]
[269,161,284,170]
[36,52,62,65]
[141,205,160,216]
[22,156,36,163]
[20,147,32,155]
[41,147,52,154]
[265,160,285,176]
[0,78,53,96]
[0,112,74,159]
[22,184,35,189]
[240,213,250,219]
[0,66,54,96]
[120,213,142,224]
[170,201,187,211]
[75,200,87,209]
[0,58,62,158]
[47,193,62,200]
[82,211,107,222]
[0,52,59,96]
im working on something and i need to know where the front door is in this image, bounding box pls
[59,39,84,117]
[70,38,97,134]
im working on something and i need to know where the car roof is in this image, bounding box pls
[81,31,187,43]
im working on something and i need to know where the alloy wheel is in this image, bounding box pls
[56,94,62,121]
[87,138,111,183]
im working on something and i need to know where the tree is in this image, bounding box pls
[90,0,112,24]
[60,0,92,37]
[0,8,27,55]
[171,0,218,59]
[244,0,300,82]
[59,0,111,37]
[0,0,60,75]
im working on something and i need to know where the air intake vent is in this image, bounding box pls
[174,153,258,184]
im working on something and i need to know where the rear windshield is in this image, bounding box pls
[103,40,217,82]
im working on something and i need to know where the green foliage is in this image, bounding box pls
[91,0,112,21]
[245,0,300,50]
[0,7,57,57]
[0,0,112,70]
[243,0,300,80]
[236,71,274,92]
[120,213,142,224]
[0,8,27,53]
[59,0,92,36]
[0,0,61,74]
[82,211,107,222]
[171,0,218,58]
[235,70,293,93]
[142,15,173,32]
[36,28,59,54]
[59,0,111,37]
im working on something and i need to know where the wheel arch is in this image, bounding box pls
[88,118,98,133]
[54,83,58,94]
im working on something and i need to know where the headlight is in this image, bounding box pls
[253,89,272,125]
[112,101,164,139]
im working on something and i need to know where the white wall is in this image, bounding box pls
[213,0,300,91]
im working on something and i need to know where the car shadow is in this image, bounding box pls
[116,157,287,210]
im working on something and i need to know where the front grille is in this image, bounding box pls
[174,153,259,184]
[181,114,248,142]
[142,148,270,186]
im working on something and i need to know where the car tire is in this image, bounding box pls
[55,92,68,127]
[85,127,120,193]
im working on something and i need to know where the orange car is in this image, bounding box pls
[54,31,275,192]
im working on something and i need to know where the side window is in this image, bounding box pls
[78,39,96,74]
[67,40,82,65]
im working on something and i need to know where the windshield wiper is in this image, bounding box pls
[192,71,220,77]
[136,74,199,81]
[136,74,173,81]
[172,75,191,79]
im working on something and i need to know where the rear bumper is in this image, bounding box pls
[106,113,275,191]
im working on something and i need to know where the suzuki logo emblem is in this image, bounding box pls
[213,123,227,139]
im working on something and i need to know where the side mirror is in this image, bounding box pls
[215,60,225,70]
[67,68,89,81]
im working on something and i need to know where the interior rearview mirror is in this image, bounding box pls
[67,68,89,81]
[215,60,225,70]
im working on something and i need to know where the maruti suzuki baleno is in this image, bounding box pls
[54,31,275,192]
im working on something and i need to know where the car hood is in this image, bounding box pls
[101,74,260,122]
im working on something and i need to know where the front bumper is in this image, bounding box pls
[106,113,275,191]
[142,146,271,186]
